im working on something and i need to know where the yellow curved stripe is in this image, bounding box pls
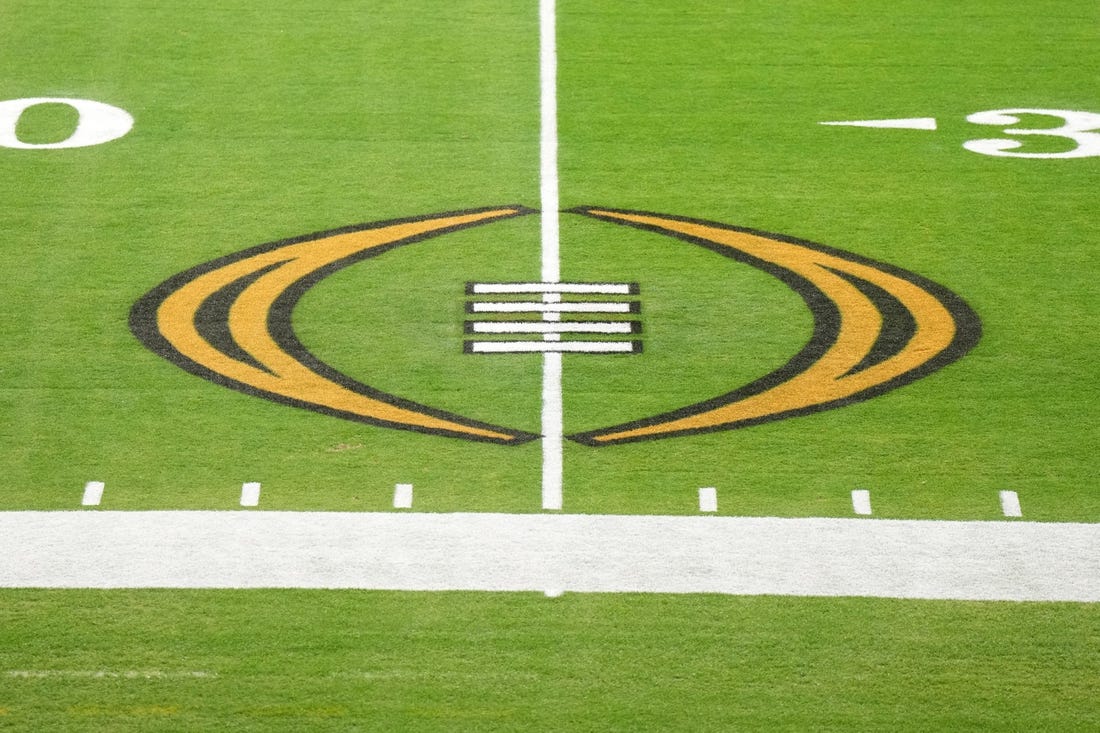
[582,210,959,444]
[155,208,524,443]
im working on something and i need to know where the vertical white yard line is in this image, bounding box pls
[851,489,872,516]
[540,0,559,284]
[698,487,718,513]
[540,0,564,511]
[542,353,563,510]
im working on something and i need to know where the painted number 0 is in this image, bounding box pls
[964,108,1100,159]
[0,98,133,149]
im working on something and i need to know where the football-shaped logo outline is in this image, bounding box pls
[130,206,981,446]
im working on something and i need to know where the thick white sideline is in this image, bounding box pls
[1,512,1098,601]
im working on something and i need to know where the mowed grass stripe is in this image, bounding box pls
[0,590,1098,730]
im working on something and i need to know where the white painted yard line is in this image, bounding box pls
[540,0,564,513]
[1000,490,1022,517]
[542,292,561,322]
[471,283,634,295]
[1,512,1098,601]
[471,301,635,313]
[852,489,872,515]
[699,487,718,513]
[470,341,636,354]
[539,0,559,284]
[393,483,413,509]
[81,481,104,506]
[542,352,563,510]
[469,321,636,334]
[239,482,260,507]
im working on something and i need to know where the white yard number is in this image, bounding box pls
[964,108,1100,159]
[0,97,133,149]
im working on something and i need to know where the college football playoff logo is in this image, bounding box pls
[129,206,981,445]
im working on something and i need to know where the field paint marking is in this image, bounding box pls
[540,0,563,512]
[541,293,562,337]
[468,321,636,334]
[820,117,937,130]
[542,353,563,510]
[471,301,636,313]
[963,108,1100,159]
[81,481,104,507]
[471,283,635,295]
[699,487,718,513]
[0,98,134,149]
[470,341,637,354]
[1000,490,1022,517]
[852,490,872,515]
[2,511,1098,601]
[821,108,1100,158]
[394,483,413,509]
[542,292,561,322]
[239,482,261,507]
[539,0,559,283]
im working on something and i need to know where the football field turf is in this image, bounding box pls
[1,1,1098,729]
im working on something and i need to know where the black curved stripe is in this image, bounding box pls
[193,261,287,375]
[825,266,919,377]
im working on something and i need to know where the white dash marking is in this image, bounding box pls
[239,482,261,507]
[1000,490,1022,518]
[852,489,872,516]
[544,588,564,598]
[698,487,718,513]
[820,117,938,130]
[81,481,104,507]
[394,483,414,509]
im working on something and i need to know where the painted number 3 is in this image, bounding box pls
[964,108,1100,159]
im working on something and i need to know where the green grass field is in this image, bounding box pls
[3,591,1098,731]
[1,0,1098,729]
